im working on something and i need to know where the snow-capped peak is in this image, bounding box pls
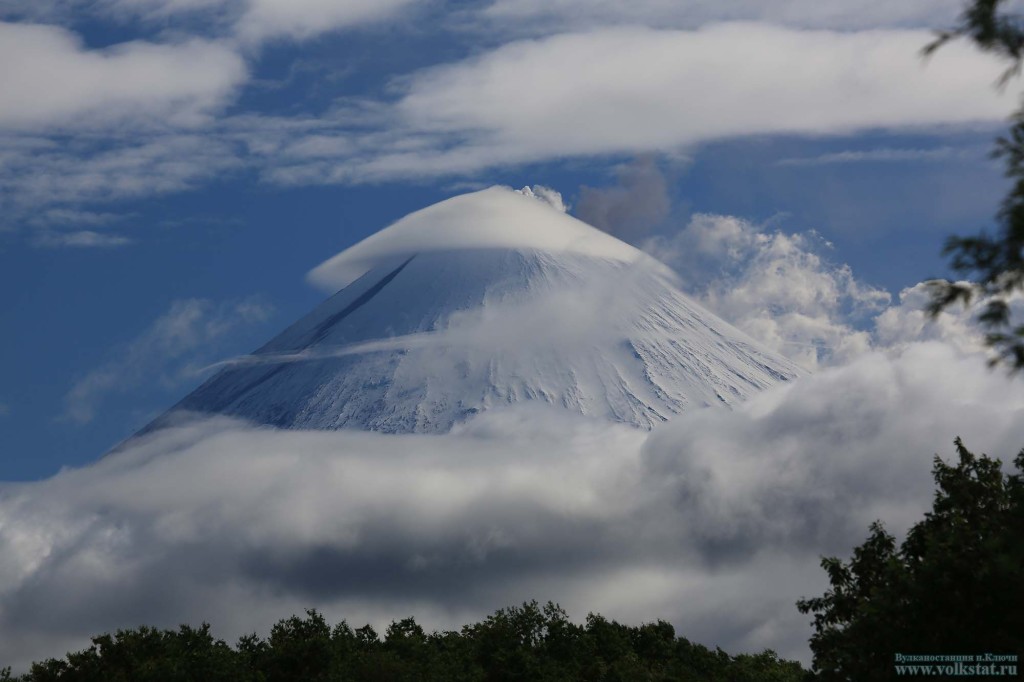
[307,185,641,292]
[143,187,805,436]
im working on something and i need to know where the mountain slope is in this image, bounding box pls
[153,187,804,433]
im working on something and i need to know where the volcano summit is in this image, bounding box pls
[151,186,803,433]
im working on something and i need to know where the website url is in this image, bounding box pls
[895,653,1018,677]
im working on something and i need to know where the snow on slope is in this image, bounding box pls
[307,186,654,291]
[152,186,805,433]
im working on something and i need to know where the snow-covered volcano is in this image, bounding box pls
[153,187,803,433]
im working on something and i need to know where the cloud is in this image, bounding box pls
[3,341,1024,672]
[378,24,1009,176]
[874,282,1024,356]
[514,184,567,213]
[229,23,1010,188]
[575,156,672,239]
[0,22,246,131]
[33,230,133,249]
[0,17,1011,225]
[2,0,427,46]
[559,153,1013,372]
[641,211,1024,373]
[64,298,274,424]
[775,146,969,166]
[568,158,1007,371]
[0,2,423,227]
[0,134,246,218]
[644,213,890,370]
[28,209,131,228]
[1,20,1012,223]
[233,0,426,45]
[475,0,964,32]
[641,209,1023,370]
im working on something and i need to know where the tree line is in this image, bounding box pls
[0,602,805,682]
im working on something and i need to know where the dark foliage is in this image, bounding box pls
[1,602,807,681]
[927,0,1024,369]
[797,438,1024,679]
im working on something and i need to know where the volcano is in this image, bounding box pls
[151,186,803,433]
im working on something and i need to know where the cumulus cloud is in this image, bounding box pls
[644,213,890,370]
[64,298,274,424]
[0,22,246,131]
[874,282,1024,355]
[565,155,1010,372]
[640,208,1023,369]
[3,342,1024,671]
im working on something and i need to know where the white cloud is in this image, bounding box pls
[874,282,1024,356]
[98,0,244,18]
[513,184,567,212]
[0,134,246,215]
[3,342,1023,671]
[0,4,427,226]
[1,20,1013,219]
[3,0,426,45]
[0,22,246,131]
[640,210,1024,371]
[641,209,1024,372]
[64,298,274,424]
[28,208,131,228]
[33,230,133,249]
[476,0,964,32]
[645,213,890,370]
[234,0,426,45]
[568,155,1010,372]
[775,146,970,166]
[235,23,1011,187]
[377,24,1010,176]
[0,16,1012,221]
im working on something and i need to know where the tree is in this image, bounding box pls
[3,602,808,681]
[21,624,243,682]
[797,438,1024,679]
[927,0,1024,369]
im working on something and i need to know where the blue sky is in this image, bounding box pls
[0,0,1018,480]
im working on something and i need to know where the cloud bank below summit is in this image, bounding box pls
[4,341,1024,671]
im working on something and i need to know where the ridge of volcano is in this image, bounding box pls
[151,186,804,433]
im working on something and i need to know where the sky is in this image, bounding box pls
[2,0,1024,670]
[0,0,1017,478]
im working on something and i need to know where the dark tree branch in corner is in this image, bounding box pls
[927,0,1024,369]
